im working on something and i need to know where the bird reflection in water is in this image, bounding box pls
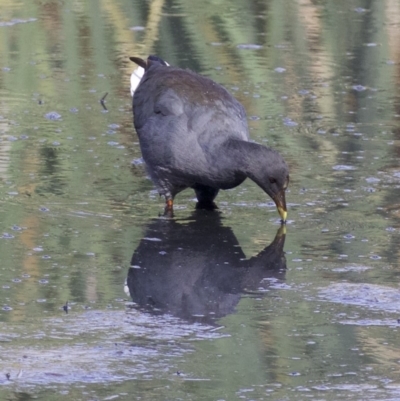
[127,211,286,324]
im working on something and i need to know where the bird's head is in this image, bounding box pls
[246,145,289,223]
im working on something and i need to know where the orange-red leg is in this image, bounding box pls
[163,198,174,217]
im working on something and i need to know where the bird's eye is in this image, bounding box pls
[269,177,277,184]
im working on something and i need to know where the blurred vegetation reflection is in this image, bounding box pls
[0,0,400,399]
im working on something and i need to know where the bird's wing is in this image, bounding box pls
[133,66,250,173]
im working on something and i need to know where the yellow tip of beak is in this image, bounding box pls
[278,207,287,223]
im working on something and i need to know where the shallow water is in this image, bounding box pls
[1,0,400,400]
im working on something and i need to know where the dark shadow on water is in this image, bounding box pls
[127,211,286,324]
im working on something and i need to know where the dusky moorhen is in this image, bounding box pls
[130,55,289,222]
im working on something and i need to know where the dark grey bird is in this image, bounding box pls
[130,55,289,222]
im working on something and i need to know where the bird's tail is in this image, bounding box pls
[129,55,169,96]
[129,55,168,69]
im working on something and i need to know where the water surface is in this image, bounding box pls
[1,0,400,400]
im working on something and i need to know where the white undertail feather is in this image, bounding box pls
[130,60,169,96]
[130,66,144,96]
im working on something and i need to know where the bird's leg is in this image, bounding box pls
[163,197,174,217]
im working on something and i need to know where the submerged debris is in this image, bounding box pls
[100,92,108,111]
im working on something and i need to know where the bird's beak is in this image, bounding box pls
[273,189,287,223]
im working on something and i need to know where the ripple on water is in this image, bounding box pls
[44,111,62,120]
[0,18,37,27]
[331,264,372,273]
[319,283,400,313]
[369,254,381,260]
[340,318,399,327]
[236,43,263,50]
[352,85,367,92]
[130,26,145,31]
[283,117,298,127]
[365,177,380,183]
[131,158,144,165]
[332,165,356,171]
[2,233,14,239]
[0,310,225,386]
